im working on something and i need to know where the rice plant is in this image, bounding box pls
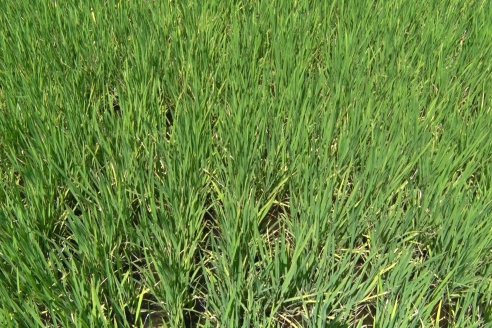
[1,0,492,327]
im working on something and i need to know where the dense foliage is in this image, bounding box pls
[1,1,492,327]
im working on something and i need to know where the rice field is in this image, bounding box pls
[1,1,492,327]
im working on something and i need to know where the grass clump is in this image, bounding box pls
[1,0,492,327]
